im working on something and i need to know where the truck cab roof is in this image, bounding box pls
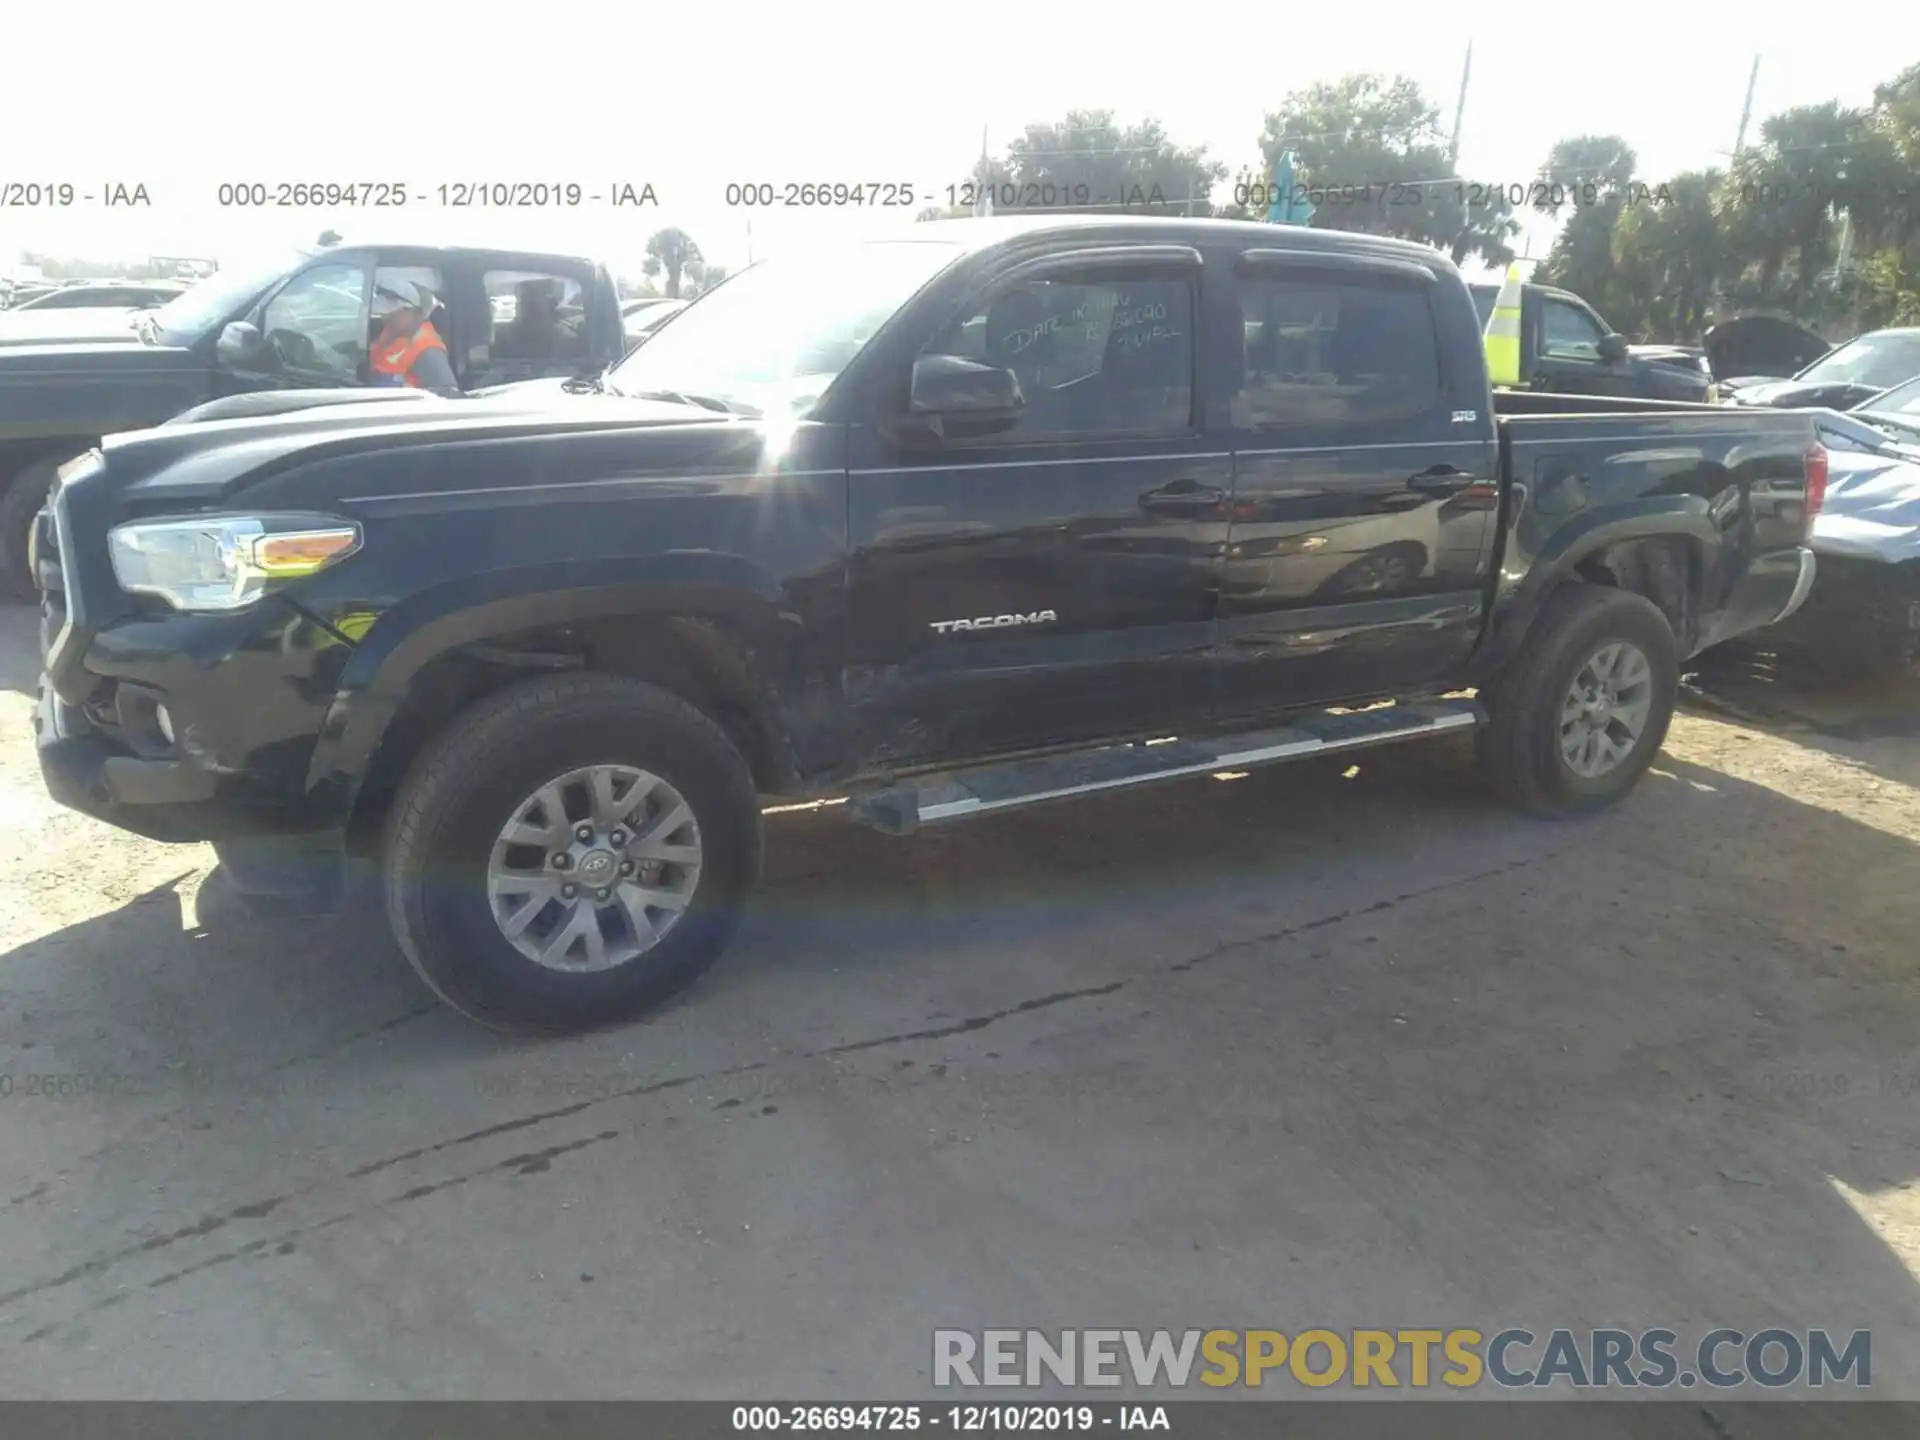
[911,213,1464,274]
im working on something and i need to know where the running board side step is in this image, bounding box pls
[845,699,1485,836]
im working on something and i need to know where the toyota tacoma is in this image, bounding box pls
[33,216,1827,1034]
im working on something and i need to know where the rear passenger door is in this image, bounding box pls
[1217,250,1499,723]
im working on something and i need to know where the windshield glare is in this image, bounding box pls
[1802,332,1920,390]
[607,240,963,414]
[149,250,309,342]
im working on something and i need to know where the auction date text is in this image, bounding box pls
[213,181,657,208]
[730,1406,1160,1431]
[1,181,149,207]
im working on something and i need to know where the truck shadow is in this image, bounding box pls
[0,602,44,695]
[3,725,1918,1390]
[1688,640,1920,790]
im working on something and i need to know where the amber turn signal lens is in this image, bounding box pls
[246,528,361,576]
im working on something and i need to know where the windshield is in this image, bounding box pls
[148,250,311,343]
[1799,331,1920,390]
[605,239,964,414]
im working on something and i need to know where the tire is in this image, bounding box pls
[1477,584,1678,818]
[383,673,763,1034]
[0,455,65,602]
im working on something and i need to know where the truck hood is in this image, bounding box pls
[94,389,741,506]
[164,374,605,427]
[0,339,211,438]
[0,306,146,347]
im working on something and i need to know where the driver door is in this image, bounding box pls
[214,260,373,394]
[1527,293,1634,397]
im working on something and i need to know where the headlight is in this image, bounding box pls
[107,513,361,612]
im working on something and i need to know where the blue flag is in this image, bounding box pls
[1266,150,1316,226]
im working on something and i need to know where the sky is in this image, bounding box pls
[1,0,1911,285]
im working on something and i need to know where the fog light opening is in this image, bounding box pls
[155,705,175,746]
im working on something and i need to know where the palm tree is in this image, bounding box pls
[643,228,704,299]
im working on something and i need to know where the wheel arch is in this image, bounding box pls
[312,564,827,851]
[1485,502,1718,675]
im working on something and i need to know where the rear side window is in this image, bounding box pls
[485,269,591,364]
[1232,273,1442,428]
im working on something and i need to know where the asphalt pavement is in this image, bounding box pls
[1,607,1916,1403]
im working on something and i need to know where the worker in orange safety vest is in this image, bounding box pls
[369,277,459,393]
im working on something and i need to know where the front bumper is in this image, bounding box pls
[33,456,361,846]
[1764,551,1920,662]
[36,675,224,841]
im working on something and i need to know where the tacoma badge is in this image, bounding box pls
[930,610,1059,635]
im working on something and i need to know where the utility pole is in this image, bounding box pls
[974,123,992,217]
[1448,42,1472,170]
[1733,54,1760,156]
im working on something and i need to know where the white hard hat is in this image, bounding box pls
[372,277,432,316]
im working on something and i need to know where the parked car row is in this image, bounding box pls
[1466,277,1920,421]
[2,277,191,311]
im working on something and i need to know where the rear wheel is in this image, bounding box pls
[1478,585,1678,817]
[382,674,762,1034]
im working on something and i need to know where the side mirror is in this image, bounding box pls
[216,321,262,366]
[909,353,1025,425]
[1597,332,1629,364]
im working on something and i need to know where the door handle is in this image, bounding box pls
[1405,465,1476,494]
[1140,482,1226,514]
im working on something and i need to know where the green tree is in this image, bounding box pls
[684,263,730,299]
[1532,136,1640,323]
[1527,63,1920,341]
[1727,102,1862,312]
[1255,73,1519,266]
[969,109,1228,215]
[1609,170,1726,340]
[642,227,704,299]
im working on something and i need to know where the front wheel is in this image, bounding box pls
[382,674,763,1034]
[1477,585,1679,817]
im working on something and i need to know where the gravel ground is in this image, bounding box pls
[0,606,1917,1407]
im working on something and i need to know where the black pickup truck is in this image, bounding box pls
[1468,280,1713,403]
[0,234,627,599]
[33,216,1825,1034]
